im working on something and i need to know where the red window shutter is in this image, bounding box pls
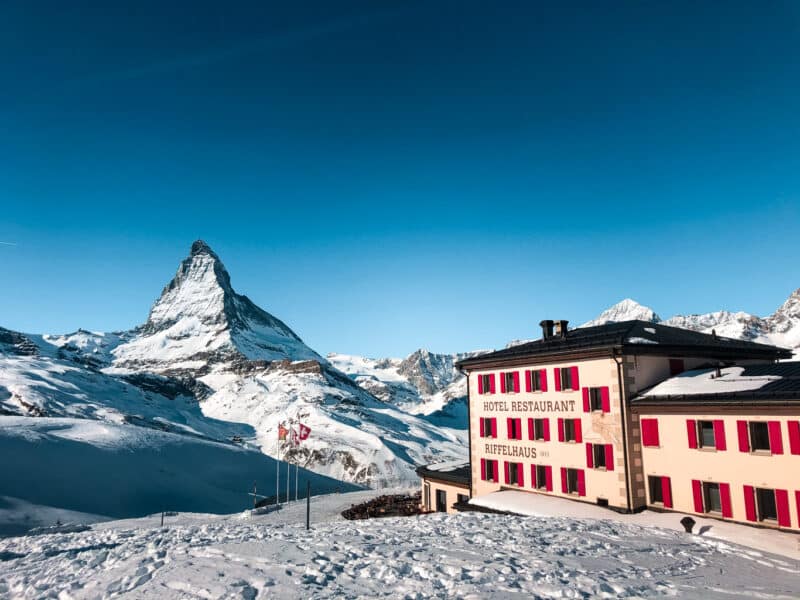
[504,461,510,484]
[661,477,673,508]
[713,420,726,451]
[571,366,579,390]
[478,375,484,395]
[577,470,586,496]
[545,466,553,491]
[574,419,582,443]
[686,420,697,449]
[516,418,522,440]
[500,372,506,394]
[601,387,610,413]
[719,483,732,518]
[493,460,499,482]
[669,359,684,376]
[491,418,497,438]
[582,388,590,412]
[489,374,496,394]
[743,485,756,521]
[737,420,749,452]
[554,368,561,391]
[557,418,564,442]
[525,371,532,393]
[788,421,800,455]
[641,418,660,447]
[540,369,548,392]
[775,489,791,527]
[585,443,594,468]
[531,464,537,488]
[542,418,550,441]
[795,492,800,528]
[769,421,783,454]
[479,419,485,437]
[560,467,568,493]
[605,444,614,471]
[527,418,534,440]
[480,459,486,481]
[513,371,520,393]
[507,418,512,439]
[517,463,524,487]
[691,480,703,513]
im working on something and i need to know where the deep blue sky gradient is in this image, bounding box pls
[2,1,799,356]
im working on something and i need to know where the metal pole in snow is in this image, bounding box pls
[286,460,290,503]
[295,462,299,501]
[276,456,280,507]
[306,481,311,530]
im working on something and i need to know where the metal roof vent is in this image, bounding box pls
[539,320,554,340]
[555,320,569,339]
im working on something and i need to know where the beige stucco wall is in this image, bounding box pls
[469,357,629,509]
[421,477,469,514]
[635,410,800,531]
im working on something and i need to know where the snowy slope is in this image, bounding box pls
[0,417,355,531]
[0,495,797,598]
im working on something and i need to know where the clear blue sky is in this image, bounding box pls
[2,1,799,357]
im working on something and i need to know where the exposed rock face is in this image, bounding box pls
[0,328,38,356]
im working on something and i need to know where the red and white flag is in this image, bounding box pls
[298,423,311,440]
[278,423,288,441]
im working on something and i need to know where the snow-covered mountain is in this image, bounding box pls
[583,291,800,353]
[0,241,466,491]
[581,298,662,327]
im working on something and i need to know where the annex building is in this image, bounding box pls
[419,319,800,531]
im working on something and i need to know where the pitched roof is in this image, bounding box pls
[632,362,800,405]
[415,461,471,487]
[456,320,791,369]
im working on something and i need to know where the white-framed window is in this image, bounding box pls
[749,422,770,451]
[649,476,664,504]
[703,482,722,513]
[564,419,577,442]
[592,444,607,469]
[533,418,546,441]
[529,370,542,391]
[560,368,573,391]
[698,421,716,448]
[588,387,603,411]
[756,488,778,521]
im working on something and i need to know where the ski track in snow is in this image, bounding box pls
[1,507,798,599]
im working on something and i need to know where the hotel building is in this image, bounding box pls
[419,319,800,531]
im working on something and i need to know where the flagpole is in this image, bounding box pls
[276,424,281,507]
[286,459,290,503]
[295,459,299,501]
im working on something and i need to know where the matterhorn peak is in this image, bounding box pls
[112,241,320,373]
[582,298,661,327]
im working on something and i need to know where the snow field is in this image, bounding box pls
[1,503,798,599]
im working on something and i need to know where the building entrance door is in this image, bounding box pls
[435,489,447,512]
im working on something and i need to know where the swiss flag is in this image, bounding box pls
[299,423,312,440]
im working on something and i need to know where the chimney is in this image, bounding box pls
[539,320,554,340]
[555,320,570,339]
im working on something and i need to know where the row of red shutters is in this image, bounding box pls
[478,368,581,394]
[479,462,798,527]
[640,418,800,454]
[690,481,797,528]
[479,460,590,497]
[481,417,601,444]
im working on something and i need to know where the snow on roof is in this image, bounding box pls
[641,366,782,397]
[626,336,658,345]
[425,459,470,472]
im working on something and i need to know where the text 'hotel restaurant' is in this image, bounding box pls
[417,319,800,532]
